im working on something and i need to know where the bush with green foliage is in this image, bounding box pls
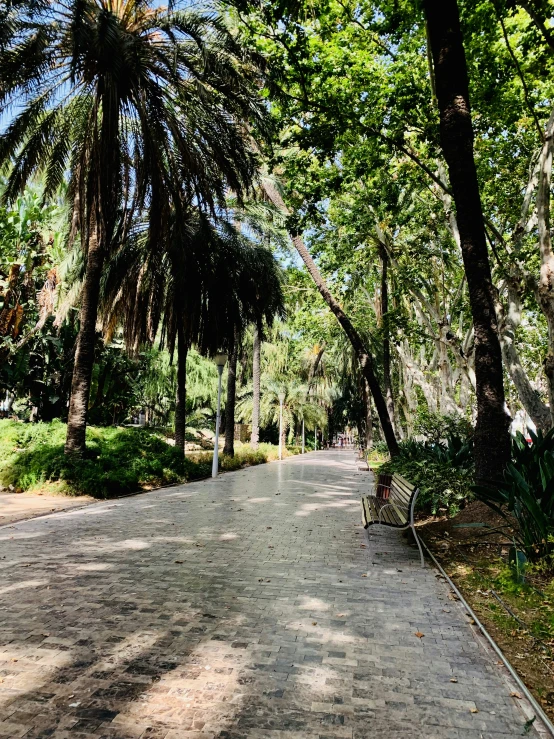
[379,455,473,516]
[0,420,295,499]
[474,429,554,560]
[414,409,474,445]
[379,434,474,516]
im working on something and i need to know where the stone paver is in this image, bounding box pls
[0,451,538,738]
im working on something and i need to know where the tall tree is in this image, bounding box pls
[251,324,261,449]
[424,0,511,480]
[379,243,396,435]
[1,0,266,454]
[262,178,400,457]
[223,345,238,456]
[101,209,284,455]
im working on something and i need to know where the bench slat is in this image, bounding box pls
[392,478,413,494]
[393,473,415,491]
[361,495,407,527]
[362,470,418,530]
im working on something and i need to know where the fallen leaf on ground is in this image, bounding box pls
[470,708,479,714]
[510,692,522,699]
[174,560,183,564]
[312,622,317,626]
[450,678,458,683]
[414,631,425,638]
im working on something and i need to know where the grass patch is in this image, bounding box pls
[0,420,299,499]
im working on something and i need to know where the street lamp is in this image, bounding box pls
[301,417,305,454]
[314,427,318,451]
[212,353,228,478]
[278,391,285,461]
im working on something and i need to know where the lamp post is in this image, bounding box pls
[212,353,228,478]
[315,427,317,451]
[278,391,285,461]
[301,417,305,454]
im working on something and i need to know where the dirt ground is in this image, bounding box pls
[0,490,93,526]
[419,502,554,723]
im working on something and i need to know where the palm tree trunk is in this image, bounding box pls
[64,222,104,455]
[223,349,237,457]
[174,326,188,456]
[251,324,261,449]
[362,377,373,449]
[424,0,511,481]
[263,180,399,457]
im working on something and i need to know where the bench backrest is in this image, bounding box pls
[390,473,416,508]
[376,472,419,511]
[376,473,392,499]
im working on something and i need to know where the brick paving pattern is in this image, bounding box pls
[0,450,536,738]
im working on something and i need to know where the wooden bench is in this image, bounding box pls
[361,473,425,567]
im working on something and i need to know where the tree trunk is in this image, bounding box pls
[518,1,554,54]
[64,221,104,455]
[223,349,237,457]
[536,110,554,425]
[263,179,399,457]
[497,281,551,431]
[308,343,325,387]
[174,326,188,456]
[380,244,397,432]
[362,378,373,449]
[424,0,511,481]
[251,324,261,449]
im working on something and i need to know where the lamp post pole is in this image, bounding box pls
[302,418,305,454]
[315,427,318,451]
[212,354,228,478]
[278,392,285,461]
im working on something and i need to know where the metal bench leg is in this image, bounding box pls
[412,524,425,568]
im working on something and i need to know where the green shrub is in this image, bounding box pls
[377,432,474,516]
[473,429,554,560]
[0,420,291,498]
[414,409,473,445]
[379,454,473,516]
[398,435,473,469]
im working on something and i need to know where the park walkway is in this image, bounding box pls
[0,451,537,738]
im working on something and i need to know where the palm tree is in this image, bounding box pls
[223,343,238,456]
[251,323,261,449]
[238,378,327,447]
[101,207,284,455]
[0,0,267,454]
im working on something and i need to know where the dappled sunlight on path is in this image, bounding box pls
[0,451,537,738]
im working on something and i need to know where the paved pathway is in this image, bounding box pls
[0,451,537,738]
